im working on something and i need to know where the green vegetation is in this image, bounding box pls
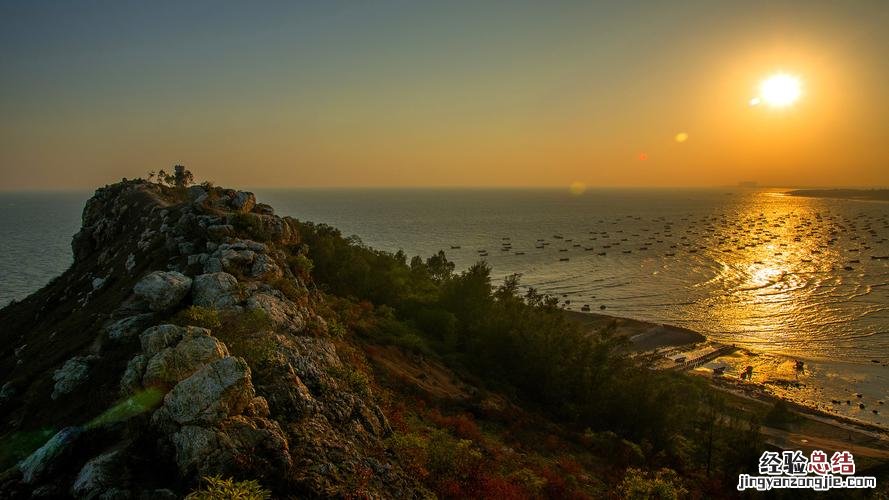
[185,475,271,500]
[172,307,276,366]
[229,213,272,242]
[172,306,222,330]
[296,220,772,495]
[618,468,688,499]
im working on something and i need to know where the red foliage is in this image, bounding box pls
[475,476,527,500]
[538,466,591,500]
[427,409,483,442]
[557,456,584,476]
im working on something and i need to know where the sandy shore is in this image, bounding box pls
[564,309,889,464]
[562,310,705,351]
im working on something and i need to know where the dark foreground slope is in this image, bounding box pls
[0,180,425,498]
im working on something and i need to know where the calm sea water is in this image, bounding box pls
[3,187,889,420]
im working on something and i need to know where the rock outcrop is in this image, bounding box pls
[133,271,192,311]
[0,179,425,498]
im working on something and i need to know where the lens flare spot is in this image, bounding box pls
[569,181,586,195]
[638,153,648,161]
[675,132,688,143]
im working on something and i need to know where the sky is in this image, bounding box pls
[1,0,887,189]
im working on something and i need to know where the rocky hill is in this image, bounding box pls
[0,180,426,498]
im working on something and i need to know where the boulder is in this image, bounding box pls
[70,450,123,499]
[192,272,241,309]
[160,356,254,425]
[52,355,99,400]
[105,313,154,341]
[230,191,256,213]
[133,271,192,311]
[246,292,305,333]
[19,427,83,484]
[140,324,189,356]
[170,416,291,481]
[206,224,236,240]
[143,334,229,387]
[250,254,282,279]
[252,203,274,215]
[119,354,147,396]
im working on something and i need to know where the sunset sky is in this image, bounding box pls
[1,1,887,189]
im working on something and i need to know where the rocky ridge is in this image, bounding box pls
[0,180,426,498]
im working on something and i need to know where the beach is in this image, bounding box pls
[566,308,889,461]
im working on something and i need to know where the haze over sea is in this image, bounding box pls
[3,187,889,421]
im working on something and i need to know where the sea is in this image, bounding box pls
[2,187,889,424]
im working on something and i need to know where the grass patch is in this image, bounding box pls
[185,475,271,500]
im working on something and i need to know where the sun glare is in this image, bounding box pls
[758,73,802,107]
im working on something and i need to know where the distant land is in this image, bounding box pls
[786,188,889,201]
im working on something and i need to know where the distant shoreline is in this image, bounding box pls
[562,309,705,351]
[785,188,889,201]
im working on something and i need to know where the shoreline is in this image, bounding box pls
[564,309,889,448]
[561,309,705,351]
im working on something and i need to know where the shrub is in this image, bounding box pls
[230,213,272,242]
[210,309,277,366]
[426,430,483,478]
[327,365,371,398]
[386,431,430,479]
[287,254,314,278]
[172,306,222,330]
[426,410,482,442]
[185,475,271,499]
[618,468,688,500]
[270,277,306,303]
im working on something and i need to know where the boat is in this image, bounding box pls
[450,245,461,249]
[559,257,570,261]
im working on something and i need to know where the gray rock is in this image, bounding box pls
[106,313,154,341]
[178,242,196,255]
[250,254,282,279]
[187,253,208,267]
[169,416,291,480]
[246,292,305,332]
[143,334,229,387]
[206,224,235,240]
[161,356,254,425]
[202,257,223,273]
[19,427,83,483]
[133,271,192,311]
[216,248,255,272]
[0,381,15,403]
[140,324,188,356]
[120,354,147,396]
[252,203,274,215]
[71,450,122,499]
[230,191,256,213]
[52,355,99,399]
[192,272,241,309]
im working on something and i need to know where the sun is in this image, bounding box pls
[757,73,802,107]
